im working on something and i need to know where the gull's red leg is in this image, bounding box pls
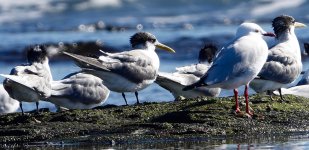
[234,89,241,113]
[245,84,253,116]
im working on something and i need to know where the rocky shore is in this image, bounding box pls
[0,94,309,148]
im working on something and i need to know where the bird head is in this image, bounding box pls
[27,45,48,64]
[236,22,275,38]
[272,15,306,38]
[130,32,175,53]
[198,43,218,63]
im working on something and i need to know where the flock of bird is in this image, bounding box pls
[0,15,307,117]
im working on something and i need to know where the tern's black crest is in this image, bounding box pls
[272,15,295,37]
[27,45,48,64]
[130,32,157,48]
[199,43,218,63]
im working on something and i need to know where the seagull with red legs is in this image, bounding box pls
[183,22,275,116]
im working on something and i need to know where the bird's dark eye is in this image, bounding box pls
[150,39,156,43]
[254,29,259,33]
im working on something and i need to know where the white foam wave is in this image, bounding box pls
[0,0,66,23]
[145,14,206,24]
[251,0,306,17]
[0,0,122,23]
[74,0,122,11]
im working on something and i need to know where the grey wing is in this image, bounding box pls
[258,48,301,84]
[203,44,242,85]
[64,51,157,83]
[100,51,157,83]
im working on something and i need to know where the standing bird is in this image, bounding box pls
[1,45,52,115]
[62,32,175,105]
[0,84,19,115]
[155,44,221,99]
[250,15,306,100]
[183,23,275,116]
[45,71,110,109]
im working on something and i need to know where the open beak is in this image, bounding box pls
[155,42,176,53]
[294,22,306,28]
[262,32,276,37]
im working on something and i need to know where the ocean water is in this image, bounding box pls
[1,0,309,148]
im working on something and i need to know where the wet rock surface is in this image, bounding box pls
[0,94,309,147]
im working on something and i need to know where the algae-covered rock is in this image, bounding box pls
[0,94,309,146]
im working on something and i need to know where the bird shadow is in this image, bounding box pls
[182,98,218,110]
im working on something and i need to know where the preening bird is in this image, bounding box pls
[155,44,221,99]
[1,45,52,115]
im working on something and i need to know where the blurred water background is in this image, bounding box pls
[1,0,309,148]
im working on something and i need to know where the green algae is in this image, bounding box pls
[0,94,309,146]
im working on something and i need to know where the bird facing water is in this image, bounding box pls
[183,23,275,116]
[63,32,175,105]
[1,45,52,115]
[249,15,306,100]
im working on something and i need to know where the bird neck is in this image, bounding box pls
[276,27,302,62]
[276,26,296,42]
[42,58,53,82]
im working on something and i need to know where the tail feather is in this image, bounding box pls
[62,51,110,71]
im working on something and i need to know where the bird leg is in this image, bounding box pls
[20,102,24,116]
[135,91,140,104]
[36,102,39,114]
[266,90,274,101]
[122,93,128,106]
[234,89,241,114]
[278,88,286,102]
[245,84,253,116]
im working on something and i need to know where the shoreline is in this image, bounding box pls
[1,94,309,147]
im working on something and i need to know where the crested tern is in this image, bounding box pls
[63,32,175,105]
[1,45,52,115]
[250,15,306,100]
[45,71,110,109]
[155,44,221,99]
[184,23,275,116]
